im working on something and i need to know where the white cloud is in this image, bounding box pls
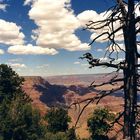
[8,63,27,68]
[115,58,124,63]
[74,61,80,64]
[8,44,58,55]
[0,4,8,11]
[99,57,124,63]
[19,1,140,57]
[77,5,140,45]
[24,0,33,5]
[100,57,108,62]
[0,18,58,55]
[26,0,90,52]
[90,32,108,43]
[0,49,4,54]
[77,3,140,43]
[77,10,124,43]
[138,58,140,64]
[77,10,101,28]
[0,19,25,45]
[137,43,140,51]
[135,3,140,17]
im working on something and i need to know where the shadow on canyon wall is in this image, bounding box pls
[33,79,125,107]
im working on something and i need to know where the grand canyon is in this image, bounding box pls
[22,74,124,139]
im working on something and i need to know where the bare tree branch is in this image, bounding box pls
[70,85,123,128]
[90,78,123,88]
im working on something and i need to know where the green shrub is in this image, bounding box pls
[44,107,71,133]
[87,107,115,140]
[44,132,68,140]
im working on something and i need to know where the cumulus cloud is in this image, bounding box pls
[8,44,58,55]
[77,10,124,43]
[77,10,101,28]
[0,19,25,45]
[77,4,140,44]
[18,1,139,56]
[24,0,33,5]
[0,18,58,56]
[0,4,8,11]
[26,0,90,51]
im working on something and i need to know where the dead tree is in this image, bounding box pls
[70,0,140,139]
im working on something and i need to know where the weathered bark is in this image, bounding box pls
[122,0,138,139]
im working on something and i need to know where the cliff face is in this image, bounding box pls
[22,76,50,115]
[22,76,97,109]
[22,76,123,139]
[23,76,50,86]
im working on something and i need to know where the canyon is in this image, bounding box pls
[22,74,124,139]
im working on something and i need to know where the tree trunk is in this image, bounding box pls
[123,0,138,139]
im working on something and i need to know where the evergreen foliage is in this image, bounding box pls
[44,132,68,140]
[87,107,115,140]
[44,129,77,140]
[0,64,44,140]
[44,107,71,133]
[66,127,77,140]
[0,64,30,103]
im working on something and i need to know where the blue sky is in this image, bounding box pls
[0,0,125,76]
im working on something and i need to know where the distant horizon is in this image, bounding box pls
[21,72,123,78]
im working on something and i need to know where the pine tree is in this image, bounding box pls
[0,64,44,140]
[87,107,115,140]
[44,107,71,133]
